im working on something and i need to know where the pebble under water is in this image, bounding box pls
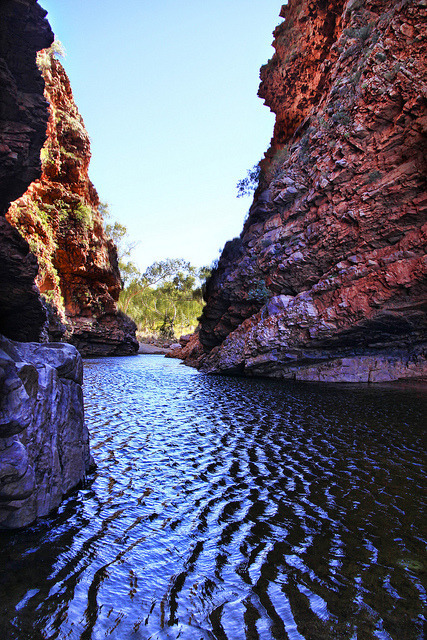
[0,355,426,640]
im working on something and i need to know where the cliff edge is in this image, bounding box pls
[0,0,92,529]
[192,0,426,383]
[7,46,138,356]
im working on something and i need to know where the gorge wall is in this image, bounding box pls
[0,0,52,340]
[0,0,92,529]
[6,46,138,356]
[188,0,427,383]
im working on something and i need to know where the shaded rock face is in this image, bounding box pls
[0,0,53,341]
[0,216,46,341]
[0,335,92,529]
[196,0,427,382]
[0,1,93,529]
[0,0,53,214]
[7,50,138,356]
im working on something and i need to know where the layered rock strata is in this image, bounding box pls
[0,335,92,529]
[0,0,93,529]
[7,47,138,356]
[194,0,427,382]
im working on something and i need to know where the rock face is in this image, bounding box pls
[194,0,427,383]
[0,0,53,341]
[0,0,54,215]
[0,335,92,529]
[0,0,93,529]
[7,47,138,356]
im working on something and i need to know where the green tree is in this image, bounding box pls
[236,163,261,198]
[103,214,209,337]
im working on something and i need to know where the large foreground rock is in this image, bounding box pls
[0,335,92,529]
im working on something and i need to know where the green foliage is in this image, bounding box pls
[366,170,382,184]
[104,216,208,337]
[40,146,55,165]
[36,38,66,71]
[343,24,373,43]
[74,203,93,227]
[59,146,79,161]
[236,164,261,198]
[332,110,352,126]
[120,260,209,337]
[247,279,271,303]
[375,51,387,62]
[104,219,138,261]
[63,114,86,138]
[270,146,291,179]
[384,63,401,82]
[51,39,66,59]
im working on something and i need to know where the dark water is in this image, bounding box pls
[1,356,426,640]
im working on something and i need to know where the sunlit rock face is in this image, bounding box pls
[0,0,93,529]
[0,335,92,529]
[195,0,427,382]
[7,50,138,356]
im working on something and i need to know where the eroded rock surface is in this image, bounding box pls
[7,49,138,356]
[0,0,53,214]
[0,0,53,341]
[0,335,92,529]
[195,0,427,382]
[0,0,93,529]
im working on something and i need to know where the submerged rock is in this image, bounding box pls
[0,334,92,529]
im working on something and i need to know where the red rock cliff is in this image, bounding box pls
[7,47,138,356]
[0,1,93,530]
[195,0,427,382]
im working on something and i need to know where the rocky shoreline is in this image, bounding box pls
[0,335,93,529]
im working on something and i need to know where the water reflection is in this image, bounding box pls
[0,356,425,639]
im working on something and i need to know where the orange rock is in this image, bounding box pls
[6,51,137,355]
[195,0,427,382]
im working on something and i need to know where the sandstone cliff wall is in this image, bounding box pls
[193,0,427,383]
[7,48,138,356]
[0,0,92,529]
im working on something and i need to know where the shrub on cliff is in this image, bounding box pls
[236,164,261,198]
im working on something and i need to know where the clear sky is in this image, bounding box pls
[38,0,283,271]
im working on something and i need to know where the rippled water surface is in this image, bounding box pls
[1,355,426,639]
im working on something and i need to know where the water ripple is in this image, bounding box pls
[0,355,425,639]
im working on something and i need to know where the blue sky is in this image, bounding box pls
[39,1,283,270]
